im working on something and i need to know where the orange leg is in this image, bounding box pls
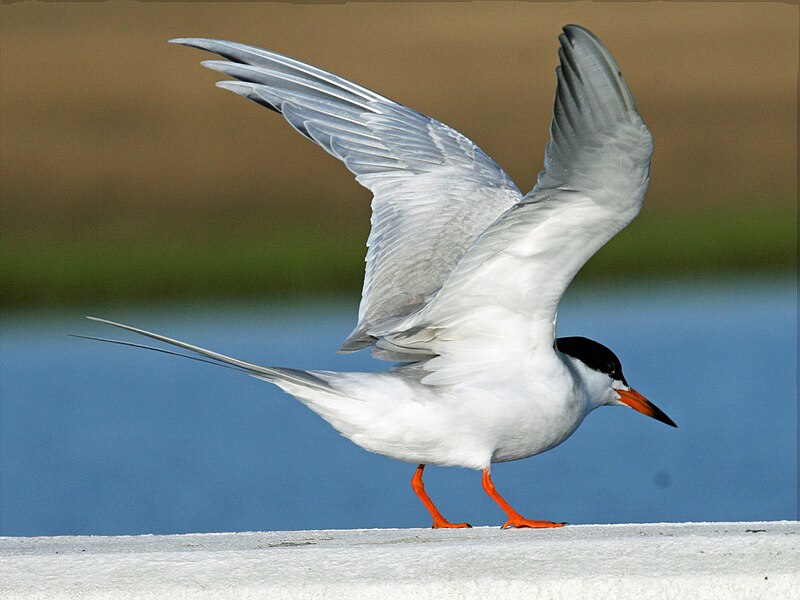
[481,469,566,529]
[411,465,471,529]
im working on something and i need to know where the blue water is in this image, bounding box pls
[1,279,796,536]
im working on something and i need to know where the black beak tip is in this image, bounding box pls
[655,408,678,428]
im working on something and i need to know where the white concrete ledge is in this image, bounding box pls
[1,521,797,599]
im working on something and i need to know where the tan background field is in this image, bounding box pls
[1,2,797,305]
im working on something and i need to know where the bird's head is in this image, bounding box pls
[556,336,676,427]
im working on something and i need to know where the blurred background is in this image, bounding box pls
[1,2,796,536]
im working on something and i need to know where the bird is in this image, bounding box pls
[86,25,676,529]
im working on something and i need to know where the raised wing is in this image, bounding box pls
[370,25,654,382]
[170,38,522,352]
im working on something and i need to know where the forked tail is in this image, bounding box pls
[77,317,337,396]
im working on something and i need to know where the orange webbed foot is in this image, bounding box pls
[431,516,472,529]
[500,517,566,529]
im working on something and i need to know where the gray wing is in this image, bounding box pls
[170,38,522,353]
[369,25,654,381]
[528,25,647,199]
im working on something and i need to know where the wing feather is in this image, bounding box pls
[370,25,653,381]
[172,38,521,355]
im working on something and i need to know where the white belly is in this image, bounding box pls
[301,368,589,471]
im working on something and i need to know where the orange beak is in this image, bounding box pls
[616,388,677,427]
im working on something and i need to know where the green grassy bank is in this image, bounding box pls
[1,208,795,309]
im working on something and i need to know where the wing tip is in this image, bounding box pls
[556,23,637,116]
[561,24,598,42]
[215,80,254,93]
[168,37,213,48]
